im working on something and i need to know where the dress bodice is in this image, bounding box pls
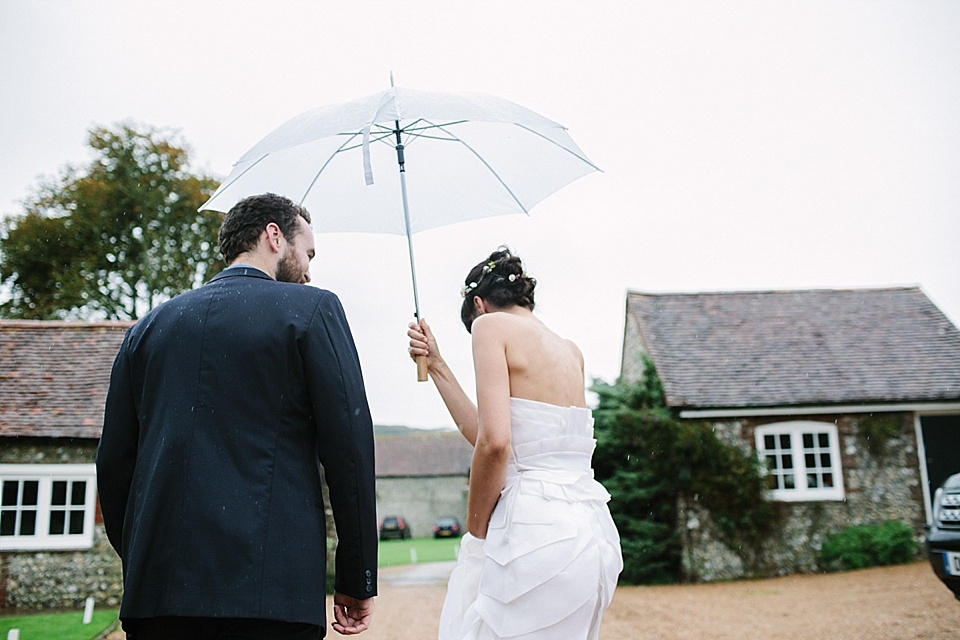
[505,397,609,502]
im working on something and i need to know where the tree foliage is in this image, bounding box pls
[591,355,777,584]
[0,123,223,320]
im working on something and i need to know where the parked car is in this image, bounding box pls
[432,516,462,538]
[379,515,411,540]
[927,472,960,601]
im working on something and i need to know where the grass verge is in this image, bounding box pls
[378,535,462,567]
[0,609,118,640]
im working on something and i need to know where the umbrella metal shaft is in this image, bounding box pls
[394,124,421,322]
[400,170,421,322]
[395,122,428,382]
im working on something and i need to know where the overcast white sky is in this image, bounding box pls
[2,1,958,429]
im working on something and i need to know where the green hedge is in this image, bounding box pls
[819,520,918,571]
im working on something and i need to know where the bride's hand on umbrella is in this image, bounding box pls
[408,319,442,372]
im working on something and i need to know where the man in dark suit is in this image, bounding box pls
[97,193,377,639]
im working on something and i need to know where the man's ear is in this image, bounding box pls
[264,222,283,253]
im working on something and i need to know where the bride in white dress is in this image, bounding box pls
[407,247,622,640]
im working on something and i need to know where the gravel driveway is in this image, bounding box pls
[106,561,958,639]
[365,560,958,640]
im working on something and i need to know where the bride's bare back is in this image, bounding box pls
[492,310,586,408]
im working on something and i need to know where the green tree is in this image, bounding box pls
[591,355,776,584]
[0,122,223,320]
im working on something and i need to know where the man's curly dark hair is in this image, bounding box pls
[218,193,312,263]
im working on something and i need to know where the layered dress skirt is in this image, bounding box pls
[439,397,623,640]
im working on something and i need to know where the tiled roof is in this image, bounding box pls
[624,287,960,409]
[0,321,131,439]
[375,431,473,477]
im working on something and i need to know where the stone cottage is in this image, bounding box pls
[374,430,473,537]
[0,320,129,609]
[621,286,960,581]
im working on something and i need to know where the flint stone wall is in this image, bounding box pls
[0,437,123,609]
[679,413,926,582]
[3,525,122,609]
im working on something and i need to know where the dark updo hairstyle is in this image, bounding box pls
[460,246,536,333]
[218,193,312,264]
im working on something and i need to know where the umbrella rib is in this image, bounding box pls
[429,121,530,214]
[337,118,468,151]
[402,119,468,133]
[513,123,602,171]
[402,133,460,142]
[298,133,362,205]
[337,132,396,153]
[207,153,270,205]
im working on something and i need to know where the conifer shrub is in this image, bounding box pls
[591,356,775,584]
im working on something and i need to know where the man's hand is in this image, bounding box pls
[332,592,374,635]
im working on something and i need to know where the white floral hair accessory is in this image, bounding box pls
[460,262,524,298]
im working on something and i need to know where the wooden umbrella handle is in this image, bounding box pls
[415,354,428,382]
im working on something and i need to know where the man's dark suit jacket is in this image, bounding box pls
[96,267,377,627]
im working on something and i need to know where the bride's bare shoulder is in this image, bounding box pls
[563,336,585,367]
[469,312,515,344]
[473,311,529,331]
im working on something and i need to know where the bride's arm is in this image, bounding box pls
[466,314,512,539]
[408,319,478,446]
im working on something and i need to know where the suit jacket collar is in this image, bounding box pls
[208,266,274,284]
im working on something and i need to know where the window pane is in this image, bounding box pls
[2,481,18,507]
[765,454,778,470]
[802,433,814,449]
[764,435,775,450]
[782,454,793,470]
[818,433,829,448]
[767,475,779,490]
[19,510,36,536]
[69,510,85,534]
[784,474,795,489]
[71,481,86,506]
[51,481,67,506]
[22,481,39,506]
[820,453,832,467]
[805,453,816,468]
[823,473,834,488]
[49,510,65,535]
[0,510,15,535]
[779,434,791,449]
[807,473,819,488]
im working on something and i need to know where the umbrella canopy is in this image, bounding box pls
[199,87,599,233]
[199,85,599,380]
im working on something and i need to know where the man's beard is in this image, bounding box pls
[275,249,302,284]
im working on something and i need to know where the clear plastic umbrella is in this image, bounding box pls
[200,83,599,379]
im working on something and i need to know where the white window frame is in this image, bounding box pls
[755,421,845,502]
[0,464,97,551]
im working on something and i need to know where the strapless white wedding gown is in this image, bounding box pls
[438,397,623,640]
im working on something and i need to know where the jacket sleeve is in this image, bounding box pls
[96,331,140,557]
[305,291,378,599]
